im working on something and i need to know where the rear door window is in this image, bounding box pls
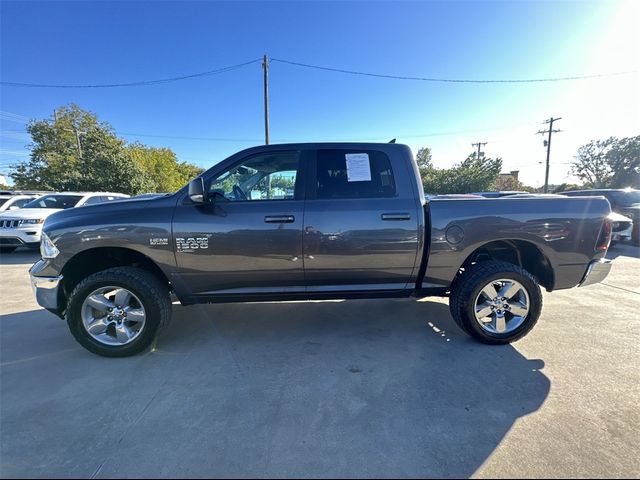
[82,196,107,205]
[315,150,395,199]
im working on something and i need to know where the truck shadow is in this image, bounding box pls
[1,299,550,478]
[0,249,40,265]
[154,298,550,478]
[606,242,640,260]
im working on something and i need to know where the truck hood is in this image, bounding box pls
[0,208,62,220]
[44,194,174,230]
[609,211,633,223]
[621,205,640,218]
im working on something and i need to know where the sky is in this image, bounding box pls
[1,0,638,188]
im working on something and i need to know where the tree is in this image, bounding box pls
[11,105,150,194]
[415,147,433,169]
[127,144,204,193]
[607,136,640,188]
[415,147,433,186]
[11,104,204,195]
[421,152,503,194]
[551,182,581,193]
[571,136,640,189]
[495,175,535,192]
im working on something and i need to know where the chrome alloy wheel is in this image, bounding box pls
[81,286,146,346]
[473,279,530,335]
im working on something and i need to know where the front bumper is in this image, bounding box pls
[612,223,633,242]
[0,226,42,247]
[29,269,63,311]
[578,259,612,287]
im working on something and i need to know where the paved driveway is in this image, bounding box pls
[1,245,639,478]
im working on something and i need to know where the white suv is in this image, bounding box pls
[0,194,40,212]
[0,192,129,253]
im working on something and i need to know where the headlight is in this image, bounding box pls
[20,218,45,226]
[40,232,60,259]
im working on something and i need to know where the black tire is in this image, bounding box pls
[449,260,543,344]
[66,267,171,357]
[0,247,17,254]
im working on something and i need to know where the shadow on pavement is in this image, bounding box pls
[606,242,640,260]
[1,299,550,478]
[0,249,40,266]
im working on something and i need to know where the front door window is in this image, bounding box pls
[209,151,300,202]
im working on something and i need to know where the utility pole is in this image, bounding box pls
[262,54,270,145]
[537,117,562,193]
[73,126,83,159]
[472,142,487,160]
[52,108,86,159]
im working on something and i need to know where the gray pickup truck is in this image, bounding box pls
[29,143,613,357]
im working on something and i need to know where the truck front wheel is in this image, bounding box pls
[449,260,543,344]
[66,267,171,357]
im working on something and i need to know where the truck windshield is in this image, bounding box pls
[0,198,8,207]
[23,194,83,209]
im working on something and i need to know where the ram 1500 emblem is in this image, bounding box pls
[176,236,210,252]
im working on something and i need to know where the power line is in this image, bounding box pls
[0,149,29,156]
[1,57,637,89]
[0,120,548,144]
[0,59,262,88]
[0,111,30,124]
[271,58,639,84]
[119,132,262,142]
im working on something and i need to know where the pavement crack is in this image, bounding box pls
[90,461,105,479]
[601,283,640,295]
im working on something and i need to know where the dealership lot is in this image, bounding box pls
[1,246,639,478]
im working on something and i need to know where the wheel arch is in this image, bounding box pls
[456,239,555,292]
[59,247,172,312]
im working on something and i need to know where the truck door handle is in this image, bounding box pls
[264,215,295,223]
[381,213,411,221]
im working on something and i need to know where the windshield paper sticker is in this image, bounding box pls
[345,153,371,182]
[176,235,211,252]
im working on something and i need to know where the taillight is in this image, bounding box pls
[596,218,613,251]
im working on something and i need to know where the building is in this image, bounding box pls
[499,170,520,183]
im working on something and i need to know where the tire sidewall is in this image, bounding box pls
[67,274,162,357]
[462,269,542,343]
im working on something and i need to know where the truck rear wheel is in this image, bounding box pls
[449,260,542,344]
[66,267,171,357]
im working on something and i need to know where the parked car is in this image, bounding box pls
[29,143,614,357]
[608,211,634,244]
[0,192,129,253]
[0,194,39,212]
[560,189,640,244]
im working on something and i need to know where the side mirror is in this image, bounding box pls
[188,177,207,204]
[9,206,19,210]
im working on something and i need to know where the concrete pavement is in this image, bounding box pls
[1,245,639,478]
